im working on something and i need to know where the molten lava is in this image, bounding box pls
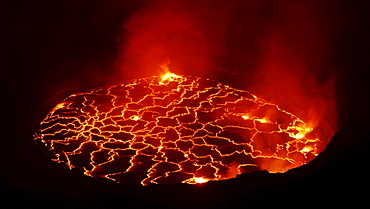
[35,73,324,186]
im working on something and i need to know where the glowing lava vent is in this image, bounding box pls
[35,73,324,186]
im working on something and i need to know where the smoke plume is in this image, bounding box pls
[115,0,342,141]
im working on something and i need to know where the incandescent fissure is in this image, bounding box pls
[35,72,325,186]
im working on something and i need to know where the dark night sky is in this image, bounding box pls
[1,0,369,208]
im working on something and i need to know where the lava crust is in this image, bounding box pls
[35,74,323,185]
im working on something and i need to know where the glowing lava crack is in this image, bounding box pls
[35,74,323,186]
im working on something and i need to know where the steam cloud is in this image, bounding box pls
[115,0,342,142]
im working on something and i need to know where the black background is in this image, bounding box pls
[1,0,369,208]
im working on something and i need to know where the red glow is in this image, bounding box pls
[35,73,325,186]
[35,0,342,186]
[115,0,339,142]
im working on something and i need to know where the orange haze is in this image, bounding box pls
[115,0,341,149]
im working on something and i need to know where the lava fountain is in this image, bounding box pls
[35,72,325,186]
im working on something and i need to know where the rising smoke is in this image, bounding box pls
[115,0,343,142]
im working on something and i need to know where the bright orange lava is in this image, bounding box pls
[35,73,323,186]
